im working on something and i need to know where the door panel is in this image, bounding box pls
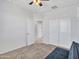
[48,20,58,45]
[59,20,71,48]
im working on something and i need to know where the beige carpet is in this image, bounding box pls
[0,43,56,59]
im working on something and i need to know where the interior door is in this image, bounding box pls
[48,20,59,45]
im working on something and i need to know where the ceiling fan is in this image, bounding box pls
[29,0,49,6]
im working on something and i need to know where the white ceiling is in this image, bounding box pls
[2,0,79,20]
[6,0,79,13]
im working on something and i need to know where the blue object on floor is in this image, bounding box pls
[45,47,69,59]
[68,41,79,59]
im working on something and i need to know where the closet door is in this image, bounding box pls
[48,19,71,48]
[59,19,71,48]
[48,20,58,45]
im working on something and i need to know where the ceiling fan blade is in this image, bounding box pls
[39,3,43,6]
[29,1,33,5]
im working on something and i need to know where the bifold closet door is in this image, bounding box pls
[48,20,59,45]
[42,20,59,45]
[59,20,71,48]
[48,19,71,48]
[42,19,71,48]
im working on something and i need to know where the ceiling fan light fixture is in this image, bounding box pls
[34,0,42,6]
[29,0,43,6]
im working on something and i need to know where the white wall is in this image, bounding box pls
[0,0,32,54]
